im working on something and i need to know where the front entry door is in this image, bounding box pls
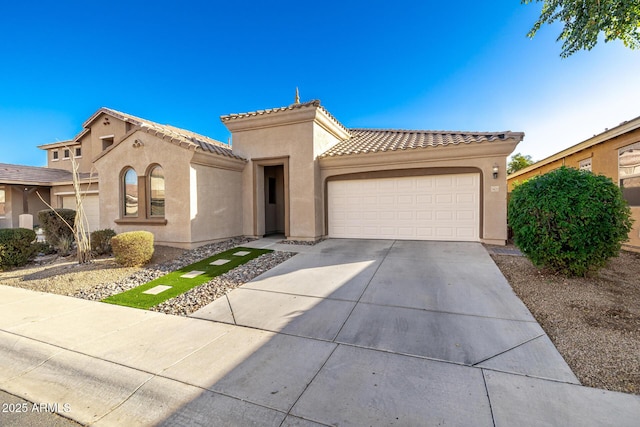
[264,165,285,235]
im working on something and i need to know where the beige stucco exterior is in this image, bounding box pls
[508,117,640,251]
[5,101,523,248]
[225,105,349,241]
[224,102,519,245]
[319,142,518,245]
[93,127,244,248]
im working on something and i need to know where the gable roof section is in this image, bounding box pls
[79,108,244,161]
[0,163,95,186]
[508,115,640,179]
[319,129,524,158]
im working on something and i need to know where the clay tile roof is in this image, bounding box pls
[220,100,350,135]
[0,163,96,185]
[93,108,245,161]
[319,128,524,158]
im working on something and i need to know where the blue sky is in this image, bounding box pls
[1,0,639,167]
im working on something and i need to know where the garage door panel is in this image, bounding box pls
[328,174,479,242]
[62,195,100,232]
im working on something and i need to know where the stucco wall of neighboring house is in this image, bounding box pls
[226,105,347,240]
[508,126,640,251]
[1,186,51,228]
[320,141,519,245]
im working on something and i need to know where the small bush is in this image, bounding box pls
[111,231,154,267]
[509,167,633,276]
[38,209,75,254]
[91,229,117,255]
[0,228,38,270]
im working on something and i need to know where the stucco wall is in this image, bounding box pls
[508,128,640,250]
[190,161,243,245]
[1,186,51,228]
[320,142,518,245]
[93,131,194,246]
[231,118,321,239]
[93,130,244,248]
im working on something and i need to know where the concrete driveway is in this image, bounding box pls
[1,238,639,426]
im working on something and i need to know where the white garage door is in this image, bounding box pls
[328,173,479,241]
[62,195,100,232]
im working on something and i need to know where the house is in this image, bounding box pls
[0,163,96,230]
[507,116,640,252]
[1,99,523,248]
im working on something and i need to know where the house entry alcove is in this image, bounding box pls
[264,165,285,235]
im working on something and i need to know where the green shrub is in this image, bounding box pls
[91,229,117,255]
[508,167,633,276]
[111,231,154,267]
[0,228,37,270]
[38,209,75,254]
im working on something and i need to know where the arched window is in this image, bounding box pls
[149,165,165,217]
[123,168,138,216]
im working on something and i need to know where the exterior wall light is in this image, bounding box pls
[492,164,499,179]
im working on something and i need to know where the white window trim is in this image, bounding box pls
[52,150,59,161]
[619,141,640,181]
[579,157,592,172]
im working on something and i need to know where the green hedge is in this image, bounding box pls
[111,231,154,267]
[0,228,37,270]
[508,167,633,276]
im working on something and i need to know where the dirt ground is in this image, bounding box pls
[1,244,639,395]
[491,249,640,395]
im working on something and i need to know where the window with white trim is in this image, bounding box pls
[52,150,59,161]
[63,149,70,159]
[579,158,592,172]
[619,142,640,206]
[75,147,82,157]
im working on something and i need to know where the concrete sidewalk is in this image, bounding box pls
[1,238,639,426]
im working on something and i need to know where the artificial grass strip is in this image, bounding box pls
[102,246,271,309]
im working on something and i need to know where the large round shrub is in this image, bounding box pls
[111,231,154,267]
[0,228,37,270]
[508,167,633,276]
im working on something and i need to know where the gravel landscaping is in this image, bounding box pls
[1,237,294,316]
[490,247,640,395]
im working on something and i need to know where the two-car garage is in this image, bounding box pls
[327,173,480,242]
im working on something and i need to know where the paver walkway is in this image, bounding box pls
[0,238,638,426]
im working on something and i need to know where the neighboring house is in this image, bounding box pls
[507,115,640,252]
[0,163,97,230]
[2,100,523,248]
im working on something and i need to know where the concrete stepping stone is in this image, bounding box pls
[210,259,230,266]
[233,251,251,256]
[180,270,205,279]
[142,285,172,295]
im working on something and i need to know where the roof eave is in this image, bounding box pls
[508,116,640,180]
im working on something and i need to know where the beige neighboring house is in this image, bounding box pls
[507,115,640,252]
[2,100,523,248]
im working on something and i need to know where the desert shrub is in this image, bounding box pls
[508,167,633,276]
[0,228,37,270]
[38,209,75,254]
[91,229,117,255]
[111,231,154,267]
